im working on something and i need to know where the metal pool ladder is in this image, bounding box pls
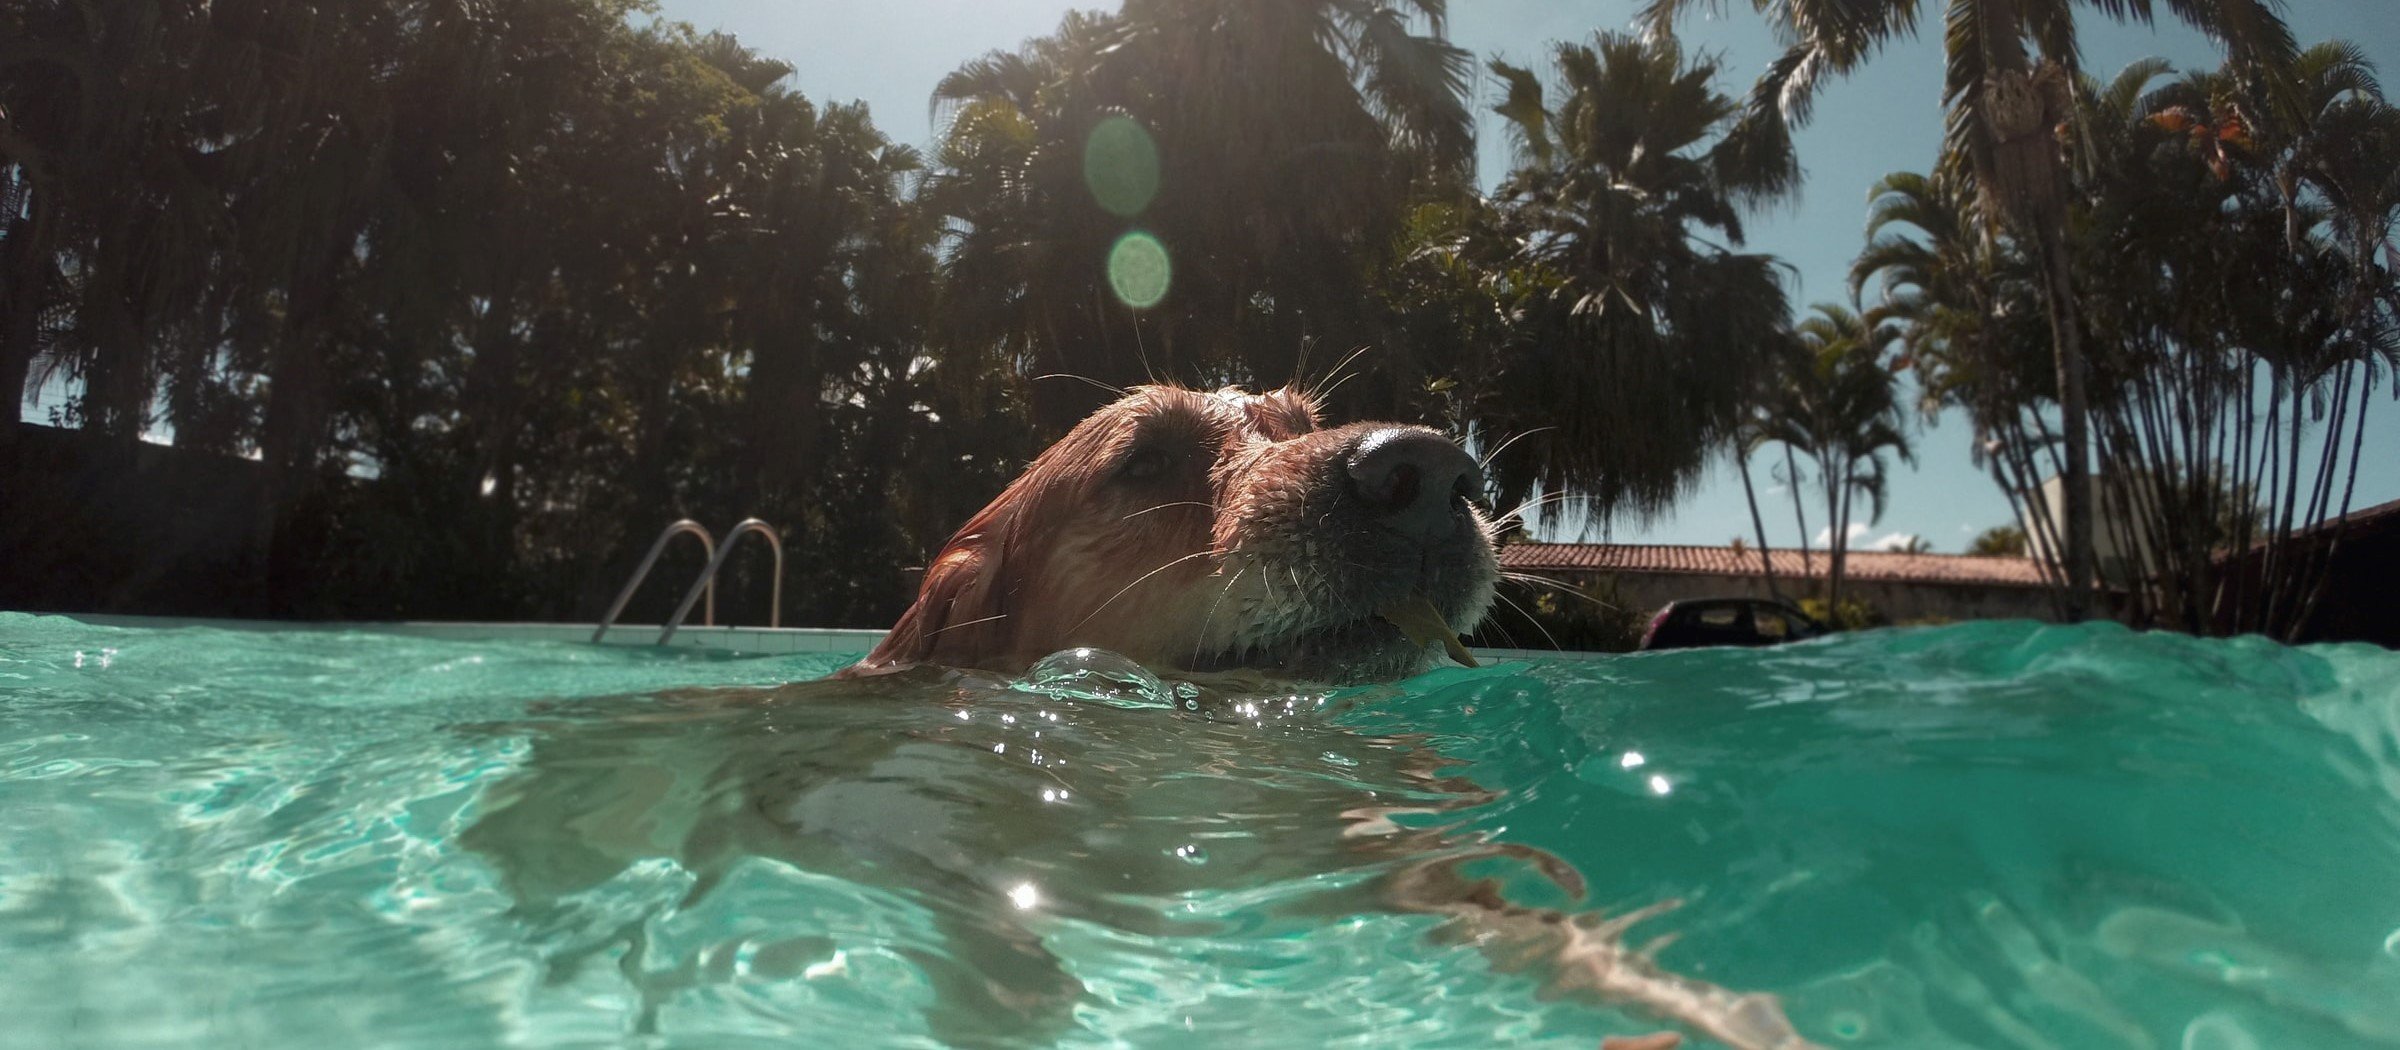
[592,518,785,645]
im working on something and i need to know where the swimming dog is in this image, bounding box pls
[463,385,1816,1049]
[850,384,1496,682]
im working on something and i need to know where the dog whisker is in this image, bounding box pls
[1122,501,1215,521]
[924,612,1010,637]
[1496,572,1620,613]
[1476,426,1557,473]
[1032,372,1131,398]
[1494,490,1593,530]
[1312,366,1367,407]
[1305,344,1376,403]
[1064,548,1221,638]
[1193,563,1250,665]
[1491,588,1564,652]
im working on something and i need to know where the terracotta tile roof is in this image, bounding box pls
[2296,496,2400,538]
[1498,542,2052,588]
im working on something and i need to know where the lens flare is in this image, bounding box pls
[1083,115,1160,218]
[1107,231,1171,309]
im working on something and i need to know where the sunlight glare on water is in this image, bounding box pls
[4,612,2400,1048]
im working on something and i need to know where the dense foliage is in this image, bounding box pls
[0,0,1794,623]
[1855,49,2400,638]
[2,0,2390,639]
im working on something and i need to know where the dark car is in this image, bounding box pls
[1639,598,1828,651]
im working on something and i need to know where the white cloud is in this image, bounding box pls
[1867,531,1923,552]
[1813,522,1871,548]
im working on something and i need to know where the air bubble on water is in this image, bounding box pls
[1170,844,1209,866]
[1019,648,1174,708]
[2182,1011,2260,1050]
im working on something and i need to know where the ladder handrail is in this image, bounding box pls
[659,518,783,645]
[592,520,717,644]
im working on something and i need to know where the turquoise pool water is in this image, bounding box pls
[3,612,2398,1049]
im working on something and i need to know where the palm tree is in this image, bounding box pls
[2089,47,2399,635]
[1852,166,2070,601]
[1642,0,2300,621]
[1732,420,1784,600]
[1755,306,1914,610]
[1478,31,1796,520]
[922,11,1128,434]
[925,0,1473,434]
[1970,524,2029,557]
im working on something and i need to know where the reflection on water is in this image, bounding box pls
[462,654,1788,1047]
[5,615,2400,1049]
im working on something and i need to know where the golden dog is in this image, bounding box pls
[853,384,1496,681]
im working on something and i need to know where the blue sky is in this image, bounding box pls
[650,0,2400,551]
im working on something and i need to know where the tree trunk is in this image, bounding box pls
[1824,463,1846,612]
[1783,444,1813,583]
[1978,45,2093,622]
[257,234,354,612]
[1736,445,1781,601]
[2036,222,2096,621]
[742,334,824,509]
[0,204,42,429]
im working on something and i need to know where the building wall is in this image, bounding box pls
[2024,474,2164,585]
[1569,570,2059,625]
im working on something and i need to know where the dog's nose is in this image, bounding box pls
[1345,428,1482,543]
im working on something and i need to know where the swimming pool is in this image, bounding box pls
[3,611,2397,1048]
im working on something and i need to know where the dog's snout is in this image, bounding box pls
[1345,428,1481,543]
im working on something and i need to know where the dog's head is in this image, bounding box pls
[852,385,1497,682]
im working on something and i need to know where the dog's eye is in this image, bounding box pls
[1117,447,1175,481]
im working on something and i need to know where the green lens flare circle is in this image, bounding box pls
[1083,115,1160,218]
[1107,231,1171,310]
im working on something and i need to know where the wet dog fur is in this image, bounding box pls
[850,385,1497,682]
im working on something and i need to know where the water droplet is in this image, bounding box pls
[801,949,848,981]
[1171,844,1209,866]
[1827,1011,1869,1039]
[2182,1011,2259,1050]
[1022,648,1174,708]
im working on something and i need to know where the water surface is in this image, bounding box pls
[3,613,2397,1048]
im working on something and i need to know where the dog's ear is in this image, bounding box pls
[850,526,1012,674]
